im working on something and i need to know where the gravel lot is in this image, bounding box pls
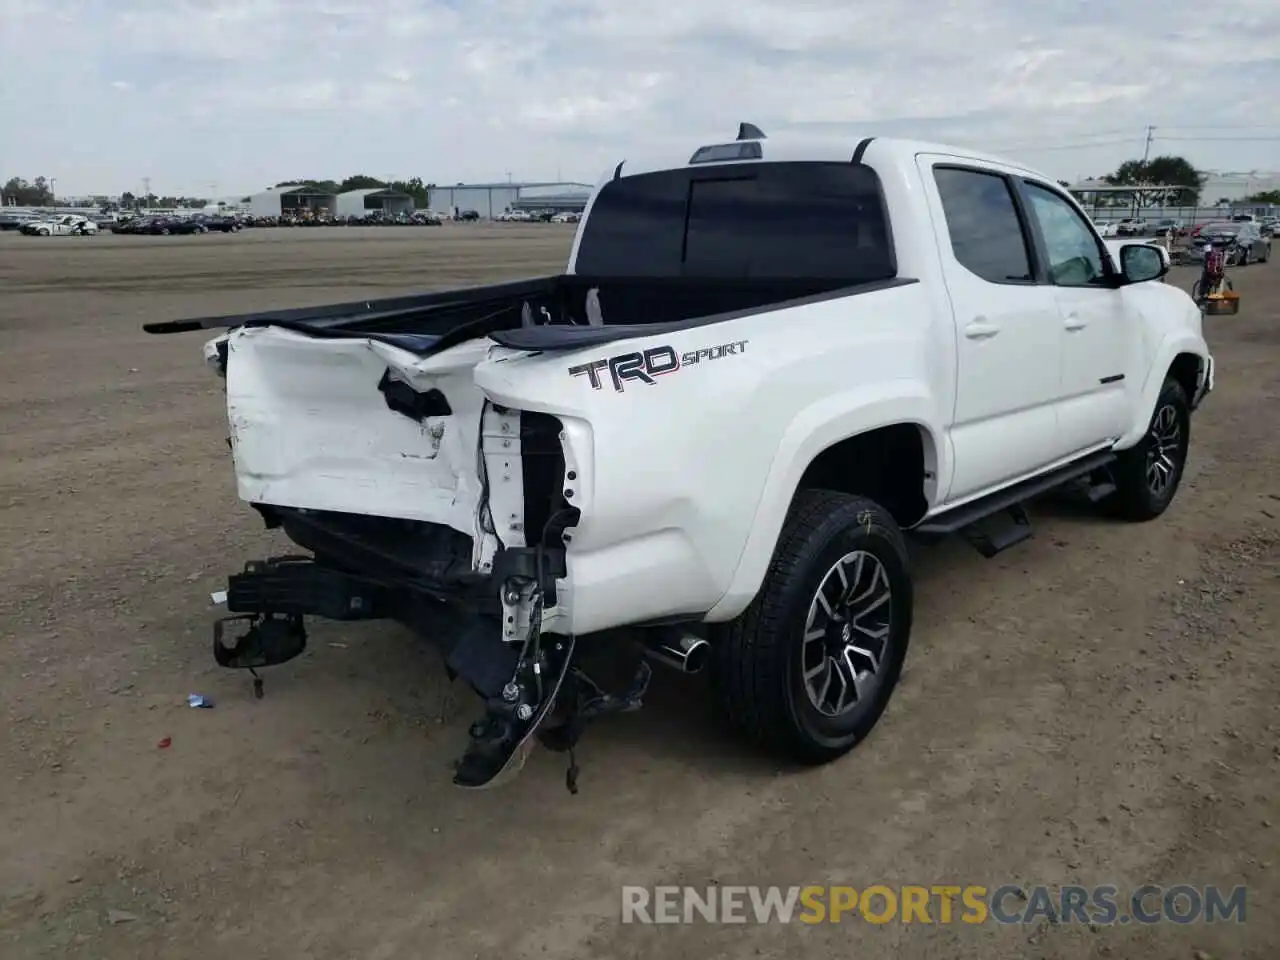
[1,225,1276,959]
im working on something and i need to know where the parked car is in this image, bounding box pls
[1187,222,1271,265]
[121,216,208,236]
[20,214,98,236]
[1091,219,1119,237]
[191,214,242,233]
[0,211,45,231]
[1115,218,1146,236]
[111,216,151,234]
[1151,218,1185,236]
[457,209,481,221]
[148,129,1213,791]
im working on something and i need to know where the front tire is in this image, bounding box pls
[1107,377,1191,522]
[711,490,912,764]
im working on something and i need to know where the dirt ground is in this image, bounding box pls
[0,225,1276,960]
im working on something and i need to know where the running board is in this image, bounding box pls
[915,450,1117,555]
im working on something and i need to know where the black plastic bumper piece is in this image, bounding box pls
[217,555,519,701]
[214,613,308,670]
[227,557,384,621]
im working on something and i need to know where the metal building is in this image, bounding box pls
[246,184,338,218]
[426,182,593,219]
[335,188,415,219]
[511,186,593,214]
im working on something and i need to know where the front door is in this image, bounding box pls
[1017,179,1129,455]
[920,159,1065,503]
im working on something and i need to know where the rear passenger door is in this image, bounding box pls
[921,160,1064,502]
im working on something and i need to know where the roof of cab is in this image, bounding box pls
[612,131,1051,184]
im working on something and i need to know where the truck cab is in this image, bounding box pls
[155,127,1214,790]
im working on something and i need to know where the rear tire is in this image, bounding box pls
[1106,377,1191,522]
[710,490,913,764]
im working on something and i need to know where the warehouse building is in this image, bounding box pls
[426,182,593,219]
[246,184,337,218]
[511,186,593,214]
[335,187,414,219]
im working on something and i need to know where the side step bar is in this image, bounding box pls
[914,450,1116,557]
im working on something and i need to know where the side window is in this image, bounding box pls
[933,167,1033,284]
[1022,182,1108,287]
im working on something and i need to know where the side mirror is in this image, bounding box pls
[1119,243,1168,284]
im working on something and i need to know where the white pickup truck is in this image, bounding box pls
[149,125,1214,791]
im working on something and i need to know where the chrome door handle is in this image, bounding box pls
[1064,313,1088,331]
[964,319,1000,339]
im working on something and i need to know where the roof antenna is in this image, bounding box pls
[736,122,766,141]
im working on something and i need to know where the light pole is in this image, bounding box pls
[49,177,57,207]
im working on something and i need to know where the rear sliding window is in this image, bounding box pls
[574,162,895,282]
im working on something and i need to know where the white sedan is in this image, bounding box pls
[21,214,99,236]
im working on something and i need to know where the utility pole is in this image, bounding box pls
[48,177,56,206]
[1142,125,1155,163]
[142,177,151,208]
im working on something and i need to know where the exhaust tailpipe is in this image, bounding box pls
[643,631,710,674]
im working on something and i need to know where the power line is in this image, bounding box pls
[1158,135,1280,142]
[988,130,1140,150]
[991,133,1280,156]
[1156,123,1280,131]
[990,124,1280,153]
[990,136,1141,152]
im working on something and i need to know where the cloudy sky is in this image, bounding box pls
[2,0,1278,196]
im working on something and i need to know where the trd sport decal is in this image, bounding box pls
[568,340,749,392]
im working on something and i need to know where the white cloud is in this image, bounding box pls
[1,0,1277,194]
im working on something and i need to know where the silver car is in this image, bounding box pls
[1188,221,1272,265]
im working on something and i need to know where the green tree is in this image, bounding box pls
[2,176,54,205]
[274,179,341,193]
[339,175,386,191]
[1243,189,1280,204]
[1103,155,1204,206]
[389,176,430,208]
